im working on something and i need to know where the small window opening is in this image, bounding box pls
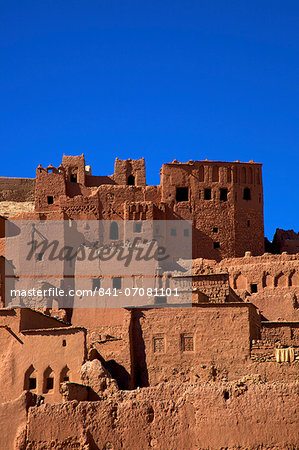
[128,174,135,185]
[176,187,189,202]
[134,222,142,233]
[153,337,165,353]
[181,335,194,352]
[223,390,230,400]
[213,227,218,233]
[247,220,250,227]
[183,229,189,237]
[170,228,176,236]
[29,378,36,390]
[220,188,228,201]
[46,377,54,390]
[250,283,258,293]
[92,278,101,290]
[198,191,201,199]
[204,188,212,200]
[62,339,66,347]
[47,196,54,205]
[113,277,122,290]
[243,188,251,201]
[213,242,220,249]
[70,173,77,183]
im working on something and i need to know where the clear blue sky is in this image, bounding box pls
[0,1,298,239]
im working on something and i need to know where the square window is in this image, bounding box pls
[176,187,189,202]
[213,242,220,249]
[47,196,54,205]
[213,227,218,233]
[220,188,228,201]
[204,189,211,200]
[29,378,36,390]
[153,337,165,353]
[250,283,258,293]
[181,335,194,352]
[183,229,189,237]
[170,228,176,236]
[113,277,122,290]
[46,377,54,390]
[92,278,101,290]
[134,222,142,233]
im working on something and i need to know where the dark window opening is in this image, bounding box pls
[62,339,66,347]
[213,227,218,233]
[183,229,189,237]
[70,173,77,183]
[47,196,54,205]
[213,242,220,249]
[250,283,258,293]
[176,187,189,202]
[46,377,54,390]
[243,187,251,201]
[92,278,101,290]
[134,222,142,233]
[29,378,36,390]
[170,228,176,236]
[220,188,228,201]
[128,174,135,185]
[113,277,122,290]
[247,220,250,227]
[110,222,119,240]
[204,188,212,200]
[223,390,230,400]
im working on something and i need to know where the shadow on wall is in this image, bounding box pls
[130,310,149,389]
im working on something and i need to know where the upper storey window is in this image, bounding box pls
[176,187,189,202]
[220,188,228,201]
[70,173,77,183]
[128,174,135,185]
[243,187,251,201]
[204,188,211,200]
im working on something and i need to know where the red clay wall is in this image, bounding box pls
[25,381,299,450]
[0,177,35,202]
[130,305,259,386]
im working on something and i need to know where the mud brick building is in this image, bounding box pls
[0,155,298,449]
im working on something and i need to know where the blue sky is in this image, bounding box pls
[0,1,298,239]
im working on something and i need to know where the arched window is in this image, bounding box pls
[243,187,251,200]
[43,366,54,393]
[24,365,37,390]
[60,366,70,383]
[110,222,119,240]
[128,174,135,185]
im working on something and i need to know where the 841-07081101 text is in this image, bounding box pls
[93,287,179,297]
